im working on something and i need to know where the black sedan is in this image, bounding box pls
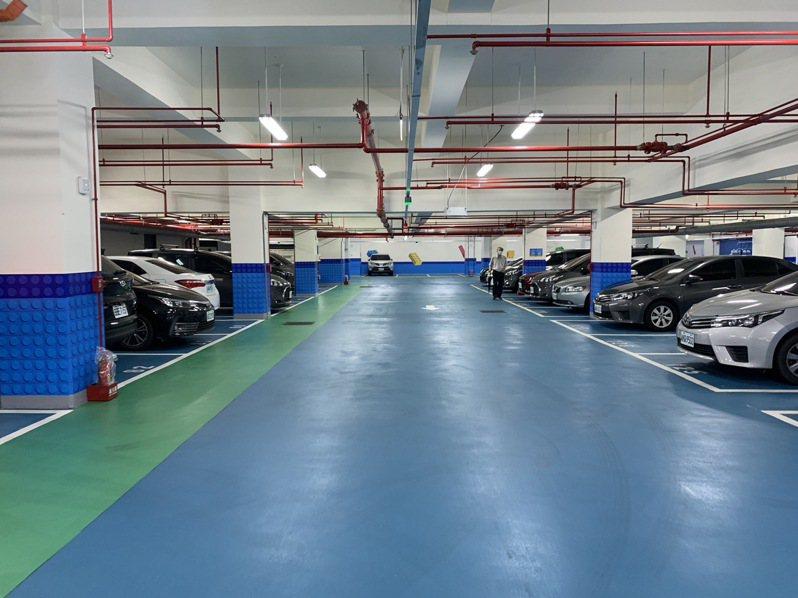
[271,274,292,308]
[101,257,138,344]
[117,273,215,351]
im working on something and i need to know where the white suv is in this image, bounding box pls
[367,254,394,276]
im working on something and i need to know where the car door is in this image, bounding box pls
[681,258,740,310]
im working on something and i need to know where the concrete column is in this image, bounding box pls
[653,235,687,256]
[464,237,477,276]
[703,238,716,257]
[0,54,99,409]
[590,206,633,304]
[785,236,798,264]
[753,228,785,258]
[294,230,319,294]
[319,238,345,284]
[343,238,361,278]
[480,237,492,271]
[523,228,547,274]
[229,187,270,318]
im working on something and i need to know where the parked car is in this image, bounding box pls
[530,248,680,302]
[270,274,293,308]
[117,272,215,351]
[101,257,138,344]
[484,257,523,288]
[108,255,220,309]
[270,252,295,289]
[676,271,798,384]
[502,259,526,292]
[129,248,233,307]
[594,255,797,331]
[545,249,589,270]
[367,254,394,275]
[552,255,684,311]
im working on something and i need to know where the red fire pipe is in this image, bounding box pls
[428,30,798,41]
[352,99,390,233]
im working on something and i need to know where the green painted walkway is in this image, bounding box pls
[0,286,358,596]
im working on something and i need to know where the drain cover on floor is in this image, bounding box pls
[359,285,374,288]
[284,321,316,326]
[480,309,505,313]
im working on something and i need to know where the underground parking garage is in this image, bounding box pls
[5,1,798,595]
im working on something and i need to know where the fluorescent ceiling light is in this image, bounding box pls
[476,163,494,177]
[308,163,327,178]
[258,115,288,141]
[511,110,544,140]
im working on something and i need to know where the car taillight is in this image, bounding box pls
[176,279,206,289]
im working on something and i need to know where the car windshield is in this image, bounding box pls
[560,254,590,271]
[371,254,391,261]
[101,257,127,276]
[147,258,194,274]
[129,272,153,287]
[644,258,695,281]
[761,272,798,296]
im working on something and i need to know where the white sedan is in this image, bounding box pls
[108,255,221,308]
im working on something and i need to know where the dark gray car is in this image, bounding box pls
[594,255,798,330]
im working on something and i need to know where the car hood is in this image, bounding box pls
[271,274,290,288]
[135,282,209,303]
[599,279,658,295]
[687,288,798,317]
[556,275,589,288]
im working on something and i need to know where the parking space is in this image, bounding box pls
[115,285,340,386]
[0,410,71,446]
[473,284,798,395]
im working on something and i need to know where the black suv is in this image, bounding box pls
[546,249,590,269]
[594,255,798,330]
[101,257,138,344]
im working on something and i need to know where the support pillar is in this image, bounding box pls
[464,237,477,276]
[480,238,492,271]
[0,54,99,409]
[230,187,270,318]
[294,230,319,295]
[590,206,633,305]
[319,238,345,284]
[752,228,785,259]
[523,228,547,274]
[785,236,798,264]
[344,239,361,278]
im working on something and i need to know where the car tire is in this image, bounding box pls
[583,296,591,313]
[120,314,156,351]
[774,333,798,385]
[644,300,678,331]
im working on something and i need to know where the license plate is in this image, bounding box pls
[680,331,695,348]
[112,304,128,318]
[594,304,603,314]
[206,309,215,322]
[206,282,214,290]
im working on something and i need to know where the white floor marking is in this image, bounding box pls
[762,410,798,428]
[638,352,684,356]
[115,352,184,356]
[194,333,229,336]
[117,319,264,389]
[592,333,675,337]
[118,285,340,388]
[0,410,71,446]
[469,284,798,394]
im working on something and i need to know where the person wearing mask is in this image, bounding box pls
[490,247,508,300]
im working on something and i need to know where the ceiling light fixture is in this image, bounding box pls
[308,163,327,178]
[476,163,494,177]
[259,115,288,141]
[511,110,544,140]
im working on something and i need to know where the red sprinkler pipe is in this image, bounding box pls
[0,0,113,55]
[429,30,798,41]
[353,99,390,233]
[470,39,798,53]
[134,183,168,216]
[102,180,304,187]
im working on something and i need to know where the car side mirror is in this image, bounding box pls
[630,269,639,277]
[683,273,703,285]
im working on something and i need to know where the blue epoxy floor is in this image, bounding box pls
[15,277,798,597]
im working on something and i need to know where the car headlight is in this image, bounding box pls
[562,285,585,293]
[157,296,202,309]
[270,278,279,287]
[608,290,646,301]
[710,310,783,328]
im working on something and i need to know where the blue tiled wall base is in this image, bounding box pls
[787,257,797,264]
[320,259,345,284]
[0,272,99,404]
[232,263,270,316]
[295,262,319,295]
[590,262,632,304]
[465,258,476,276]
[524,259,547,274]
[346,258,361,277]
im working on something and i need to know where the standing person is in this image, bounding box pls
[490,247,508,300]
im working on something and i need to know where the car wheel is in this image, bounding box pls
[583,296,591,313]
[645,301,678,331]
[775,333,798,385]
[120,315,155,351]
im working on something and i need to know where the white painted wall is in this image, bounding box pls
[752,228,786,258]
[358,238,471,263]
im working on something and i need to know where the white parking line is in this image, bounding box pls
[470,284,798,394]
[762,410,798,428]
[638,352,684,356]
[0,410,71,446]
[592,333,675,337]
[115,352,183,356]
